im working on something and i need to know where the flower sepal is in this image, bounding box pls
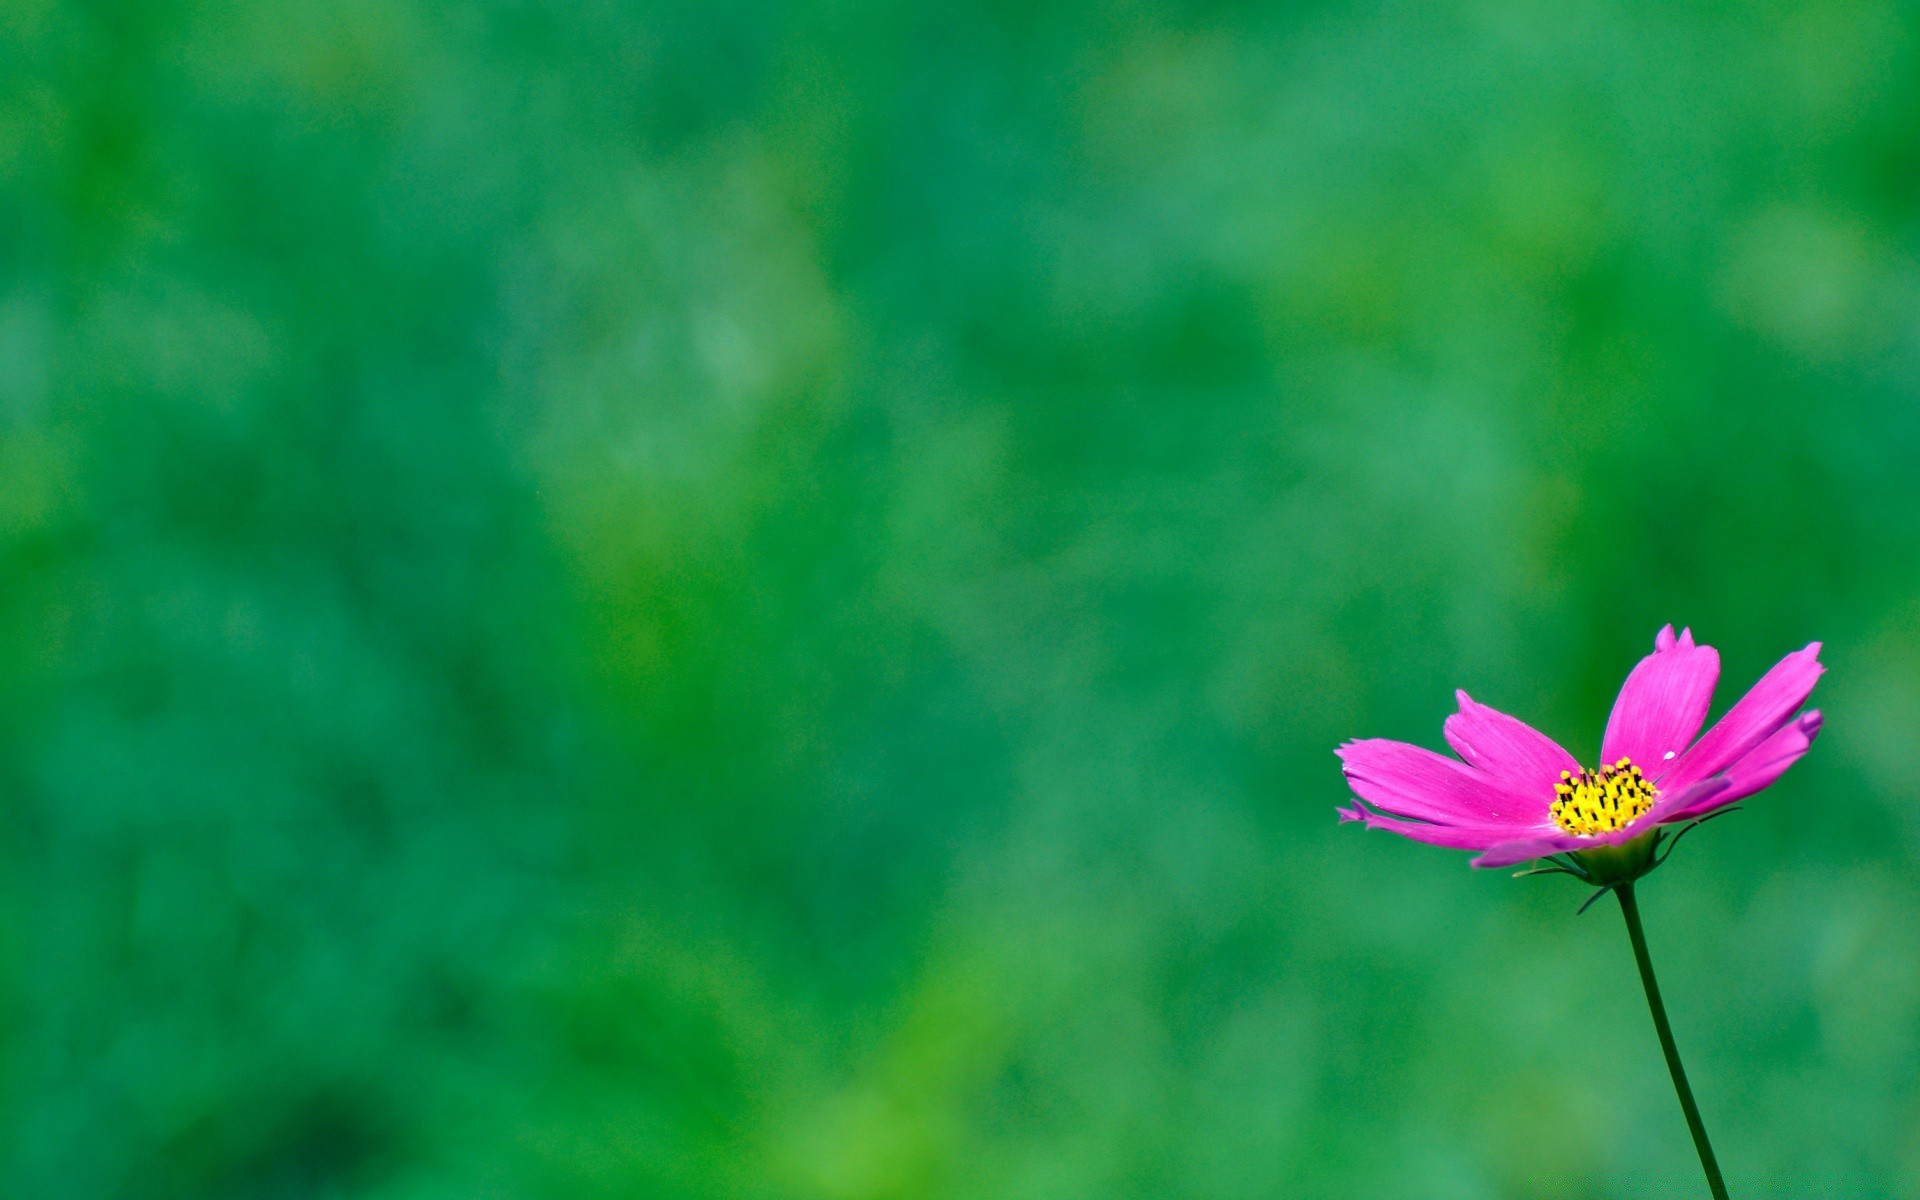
[1569,832,1659,887]
[1516,808,1743,911]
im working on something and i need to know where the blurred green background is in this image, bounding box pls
[2,0,1917,1196]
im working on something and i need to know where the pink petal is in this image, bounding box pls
[1468,777,1730,869]
[1444,691,1582,797]
[1338,739,1544,826]
[1661,642,1824,791]
[1601,625,1720,774]
[1663,710,1822,821]
[1640,775,1735,824]
[1342,805,1540,851]
[1471,832,1597,869]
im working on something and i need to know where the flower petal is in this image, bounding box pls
[1641,776,1735,824]
[1602,625,1720,774]
[1468,777,1730,869]
[1338,739,1544,826]
[1341,805,1527,852]
[1471,832,1597,869]
[1663,710,1822,821]
[1444,691,1582,797]
[1661,642,1824,791]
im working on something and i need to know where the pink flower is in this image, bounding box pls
[1337,626,1823,873]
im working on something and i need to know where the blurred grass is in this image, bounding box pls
[3,0,1920,1196]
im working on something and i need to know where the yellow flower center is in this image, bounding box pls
[1551,757,1657,836]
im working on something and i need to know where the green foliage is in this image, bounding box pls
[3,0,1919,1195]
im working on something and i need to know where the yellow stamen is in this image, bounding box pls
[1551,757,1657,836]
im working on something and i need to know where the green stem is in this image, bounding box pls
[1616,883,1730,1200]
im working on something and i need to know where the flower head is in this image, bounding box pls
[1337,626,1823,876]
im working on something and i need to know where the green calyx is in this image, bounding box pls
[1511,807,1743,913]
[1573,832,1660,885]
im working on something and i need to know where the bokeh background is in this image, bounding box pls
[2,0,1918,1196]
